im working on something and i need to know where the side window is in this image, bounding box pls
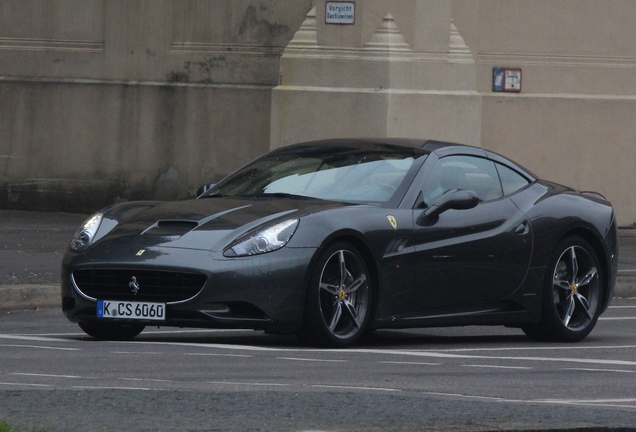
[421,156,503,205]
[495,163,530,196]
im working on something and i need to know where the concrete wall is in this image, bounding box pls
[271,1,482,149]
[0,0,312,212]
[0,79,272,210]
[1,0,635,226]
[453,0,636,226]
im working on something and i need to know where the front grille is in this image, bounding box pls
[72,269,207,303]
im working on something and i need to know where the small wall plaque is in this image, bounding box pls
[493,67,522,93]
[326,2,355,25]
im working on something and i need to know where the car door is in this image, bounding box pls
[401,155,533,316]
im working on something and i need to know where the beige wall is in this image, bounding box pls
[466,0,636,226]
[0,0,312,212]
[1,0,635,226]
[0,80,273,208]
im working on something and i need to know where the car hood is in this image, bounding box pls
[92,197,350,252]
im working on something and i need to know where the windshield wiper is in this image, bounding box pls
[242,193,313,199]
[199,194,228,199]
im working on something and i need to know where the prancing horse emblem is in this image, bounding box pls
[129,276,140,295]
[387,215,398,230]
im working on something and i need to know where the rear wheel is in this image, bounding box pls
[299,242,373,348]
[523,237,602,342]
[78,321,145,340]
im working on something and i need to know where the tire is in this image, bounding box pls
[523,236,603,342]
[78,321,145,341]
[299,242,374,348]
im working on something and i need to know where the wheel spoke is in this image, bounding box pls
[576,267,597,287]
[345,274,367,294]
[553,278,572,291]
[328,301,343,332]
[320,282,339,296]
[569,247,579,285]
[338,251,347,287]
[574,292,593,320]
[563,294,575,326]
[343,299,362,328]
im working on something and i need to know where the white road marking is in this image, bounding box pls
[419,392,636,409]
[0,382,51,387]
[537,398,636,404]
[125,340,283,351]
[380,361,442,366]
[185,353,253,358]
[524,399,636,409]
[421,391,506,401]
[561,367,635,373]
[0,334,78,342]
[72,385,152,391]
[278,357,347,363]
[119,378,173,383]
[463,364,532,370]
[11,373,91,379]
[0,344,79,351]
[335,349,636,367]
[204,381,291,387]
[416,344,636,353]
[22,329,250,338]
[312,384,400,392]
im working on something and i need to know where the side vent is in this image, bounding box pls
[384,237,409,256]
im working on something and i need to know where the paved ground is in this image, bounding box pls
[2,303,636,431]
[0,209,635,310]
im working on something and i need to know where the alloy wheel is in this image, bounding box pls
[318,249,370,341]
[551,245,600,332]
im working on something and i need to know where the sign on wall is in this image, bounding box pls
[325,2,356,25]
[493,68,522,92]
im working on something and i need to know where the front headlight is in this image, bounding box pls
[70,213,104,252]
[225,219,299,257]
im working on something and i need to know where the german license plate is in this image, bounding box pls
[97,300,165,321]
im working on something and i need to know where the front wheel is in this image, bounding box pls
[78,321,145,340]
[523,236,603,342]
[299,242,374,348]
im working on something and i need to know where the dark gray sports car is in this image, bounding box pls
[61,138,618,347]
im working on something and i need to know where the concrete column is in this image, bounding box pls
[270,0,482,149]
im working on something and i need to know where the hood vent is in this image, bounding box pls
[142,220,198,237]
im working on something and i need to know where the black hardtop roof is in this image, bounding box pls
[285,137,470,152]
[283,137,537,180]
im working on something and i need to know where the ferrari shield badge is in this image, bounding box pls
[387,215,398,230]
[136,249,145,256]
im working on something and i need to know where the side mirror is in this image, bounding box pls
[196,183,216,197]
[417,189,480,225]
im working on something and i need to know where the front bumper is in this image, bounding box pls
[61,245,317,333]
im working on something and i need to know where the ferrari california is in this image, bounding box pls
[61,138,618,347]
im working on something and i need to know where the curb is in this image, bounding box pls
[0,284,60,310]
[616,273,636,298]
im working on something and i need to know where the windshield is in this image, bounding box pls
[203,145,426,204]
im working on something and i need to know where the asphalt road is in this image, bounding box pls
[1,300,636,432]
